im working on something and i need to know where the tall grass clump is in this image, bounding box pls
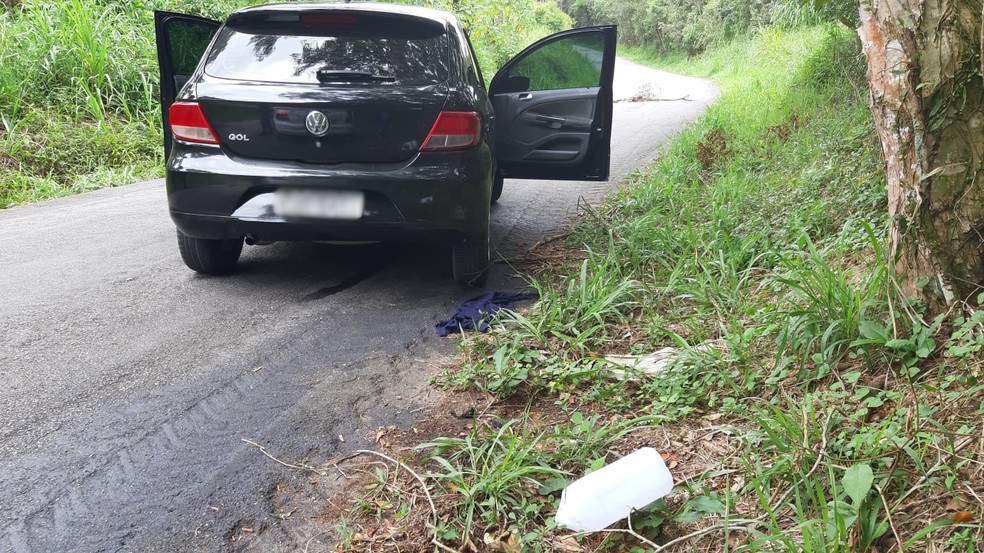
[0,0,261,207]
[574,26,887,388]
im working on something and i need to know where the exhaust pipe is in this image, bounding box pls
[245,235,275,246]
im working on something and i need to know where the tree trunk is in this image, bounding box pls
[858,0,984,313]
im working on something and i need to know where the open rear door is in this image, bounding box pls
[489,26,616,181]
[154,11,221,158]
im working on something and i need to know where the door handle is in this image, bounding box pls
[518,92,534,101]
[535,114,566,128]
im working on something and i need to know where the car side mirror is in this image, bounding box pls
[506,75,530,93]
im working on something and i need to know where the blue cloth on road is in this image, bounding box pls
[436,291,538,337]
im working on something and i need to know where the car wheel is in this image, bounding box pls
[176,229,243,275]
[490,172,504,204]
[451,230,490,286]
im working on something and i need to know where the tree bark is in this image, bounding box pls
[858,0,984,313]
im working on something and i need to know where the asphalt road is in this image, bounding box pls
[0,58,716,552]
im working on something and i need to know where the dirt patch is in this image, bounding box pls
[696,129,729,170]
[510,234,582,277]
[313,374,748,552]
[766,114,810,143]
[312,388,495,552]
[767,123,792,142]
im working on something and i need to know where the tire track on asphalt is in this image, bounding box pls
[4,327,431,552]
[2,251,451,552]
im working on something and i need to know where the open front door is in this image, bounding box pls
[489,26,616,181]
[154,11,221,158]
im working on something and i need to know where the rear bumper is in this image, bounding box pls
[170,209,481,243]
[166,143,493,243]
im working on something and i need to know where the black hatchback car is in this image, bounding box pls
[155,3,615,284]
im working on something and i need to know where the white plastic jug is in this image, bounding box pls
[555,447,674,532]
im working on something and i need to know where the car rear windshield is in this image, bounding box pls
[203,12,450,86]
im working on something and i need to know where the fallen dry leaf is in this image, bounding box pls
[952,511,974,524]
[483,531,521,553]
[552,535,584,552]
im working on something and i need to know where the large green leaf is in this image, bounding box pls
[842,464,873,506]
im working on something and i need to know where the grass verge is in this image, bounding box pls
[323,23,984,552]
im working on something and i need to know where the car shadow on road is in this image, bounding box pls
[228,240,451,290]
[179,235,532,304]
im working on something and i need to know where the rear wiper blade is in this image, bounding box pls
[316,69,396,83]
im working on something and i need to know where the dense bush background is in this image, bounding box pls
[556,0,847,55]
[0,0,571,207]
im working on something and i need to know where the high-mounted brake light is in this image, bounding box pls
[169,102,219,144]
[301,13,359,25]
[421,112,481,151]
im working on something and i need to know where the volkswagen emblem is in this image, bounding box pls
[305,110,330,136]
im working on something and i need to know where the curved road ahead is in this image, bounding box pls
[0,58,716,552]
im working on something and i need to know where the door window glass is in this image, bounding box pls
[507,32,603,91]
[166,20,217,76]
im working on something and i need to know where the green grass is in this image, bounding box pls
[334,24,984,552]
[335,412,674,551]
[417,413,679,547]
[0,110,162,207]
[0,0,255,208]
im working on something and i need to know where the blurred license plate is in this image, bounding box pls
[274,189,364,220]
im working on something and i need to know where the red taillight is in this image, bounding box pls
[169,102,219,144]
[421,112,481,151]
[301,13,358,25]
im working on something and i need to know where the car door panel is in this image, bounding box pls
[489,26,616,181]
[154,11,221,158]
[492,89,598,167]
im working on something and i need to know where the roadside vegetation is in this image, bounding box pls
[327,22,984,553]
[0,0,571,208]
[562,0,855,56]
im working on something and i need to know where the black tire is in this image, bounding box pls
[176,229,243,275]
[490,172,504,204]
[452,231,490,286]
